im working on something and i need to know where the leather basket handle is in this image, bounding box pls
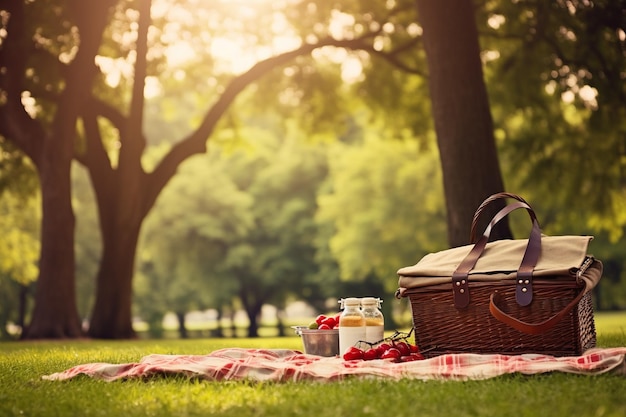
[451,195,542,308]
[470,192,532,244]
[489,258,600,335]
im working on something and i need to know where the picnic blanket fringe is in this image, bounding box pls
[42,347,626,383]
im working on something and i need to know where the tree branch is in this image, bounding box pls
[119,0,151,169]
[368,37,427,76]
[144,36,376,212]
[78,103,114,178]
[80,106,116,225]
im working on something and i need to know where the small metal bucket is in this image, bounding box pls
[293,326,339,357]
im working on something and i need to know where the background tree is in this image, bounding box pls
[0,0,117,337]
[316,113,447,322]
[202,127,330,337]
[70,2,379,340]
[135,147,253,338]
[414,0,512,246]
[478,0,626,306]
[479,0,626,240]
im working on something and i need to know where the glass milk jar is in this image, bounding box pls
[361,297,384,344]
[338,297,366,355]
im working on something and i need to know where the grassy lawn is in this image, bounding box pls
[1,312,624,417]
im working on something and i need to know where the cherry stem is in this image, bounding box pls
[354,327,418,349]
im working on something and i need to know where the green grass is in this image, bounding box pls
[595,311,626,336]
[1,312,625,417]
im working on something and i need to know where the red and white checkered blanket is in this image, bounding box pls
[42,347,626,382]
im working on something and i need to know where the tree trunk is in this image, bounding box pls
[87,210,141,339]
[214,307,224,338]
[239,285,263,338]
[18,284,28,330]
[86,0,151,339]
[276,309,285,337]
[243,304,261,338]
[229,309,237,337]
[416,0,512,247]
[23,141,83,339]
[176,311,188,339]
[247,315,260,338]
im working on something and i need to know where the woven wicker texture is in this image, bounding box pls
[405,279,596,357]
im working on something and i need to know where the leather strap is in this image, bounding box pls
[515,219,542,306]
[489,271,595,335]
[451,199,542,308]
[469,192,532,244]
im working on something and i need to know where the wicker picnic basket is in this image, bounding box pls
[396,193,602,358]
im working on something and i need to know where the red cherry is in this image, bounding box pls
[376,342,392,356]
[394,341,411,356]
[409,344,420,353]
[315,314,327,325]
[343,346,364,361]
[318,323,331,330]
[380,347,401,362]
[320,316,337,329]
[404,352,424,361]
[363,348,379,361]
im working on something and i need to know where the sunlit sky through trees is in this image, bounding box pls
[93,0,366,99]
[86,0,612,108]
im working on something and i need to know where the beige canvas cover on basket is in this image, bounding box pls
[397,235,598,293]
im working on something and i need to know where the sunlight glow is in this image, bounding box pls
[21,92,38,117]
[341,56,364,83]
[329,10,356,39]
[165,41,195,67]
[579,84,598,109]
[95,56,133,88]
[97,0,366,98]
[561,90,575,103]
[487,14,505,30]
[144,76,162,99]
[481,50,500,63]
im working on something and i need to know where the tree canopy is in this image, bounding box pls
[0,0,624,339]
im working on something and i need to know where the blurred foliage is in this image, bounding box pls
[0,191,40,286]
[316,116,446,292]
[0,191,39,338]
[478,0,626,241]
[0,138,39,198]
